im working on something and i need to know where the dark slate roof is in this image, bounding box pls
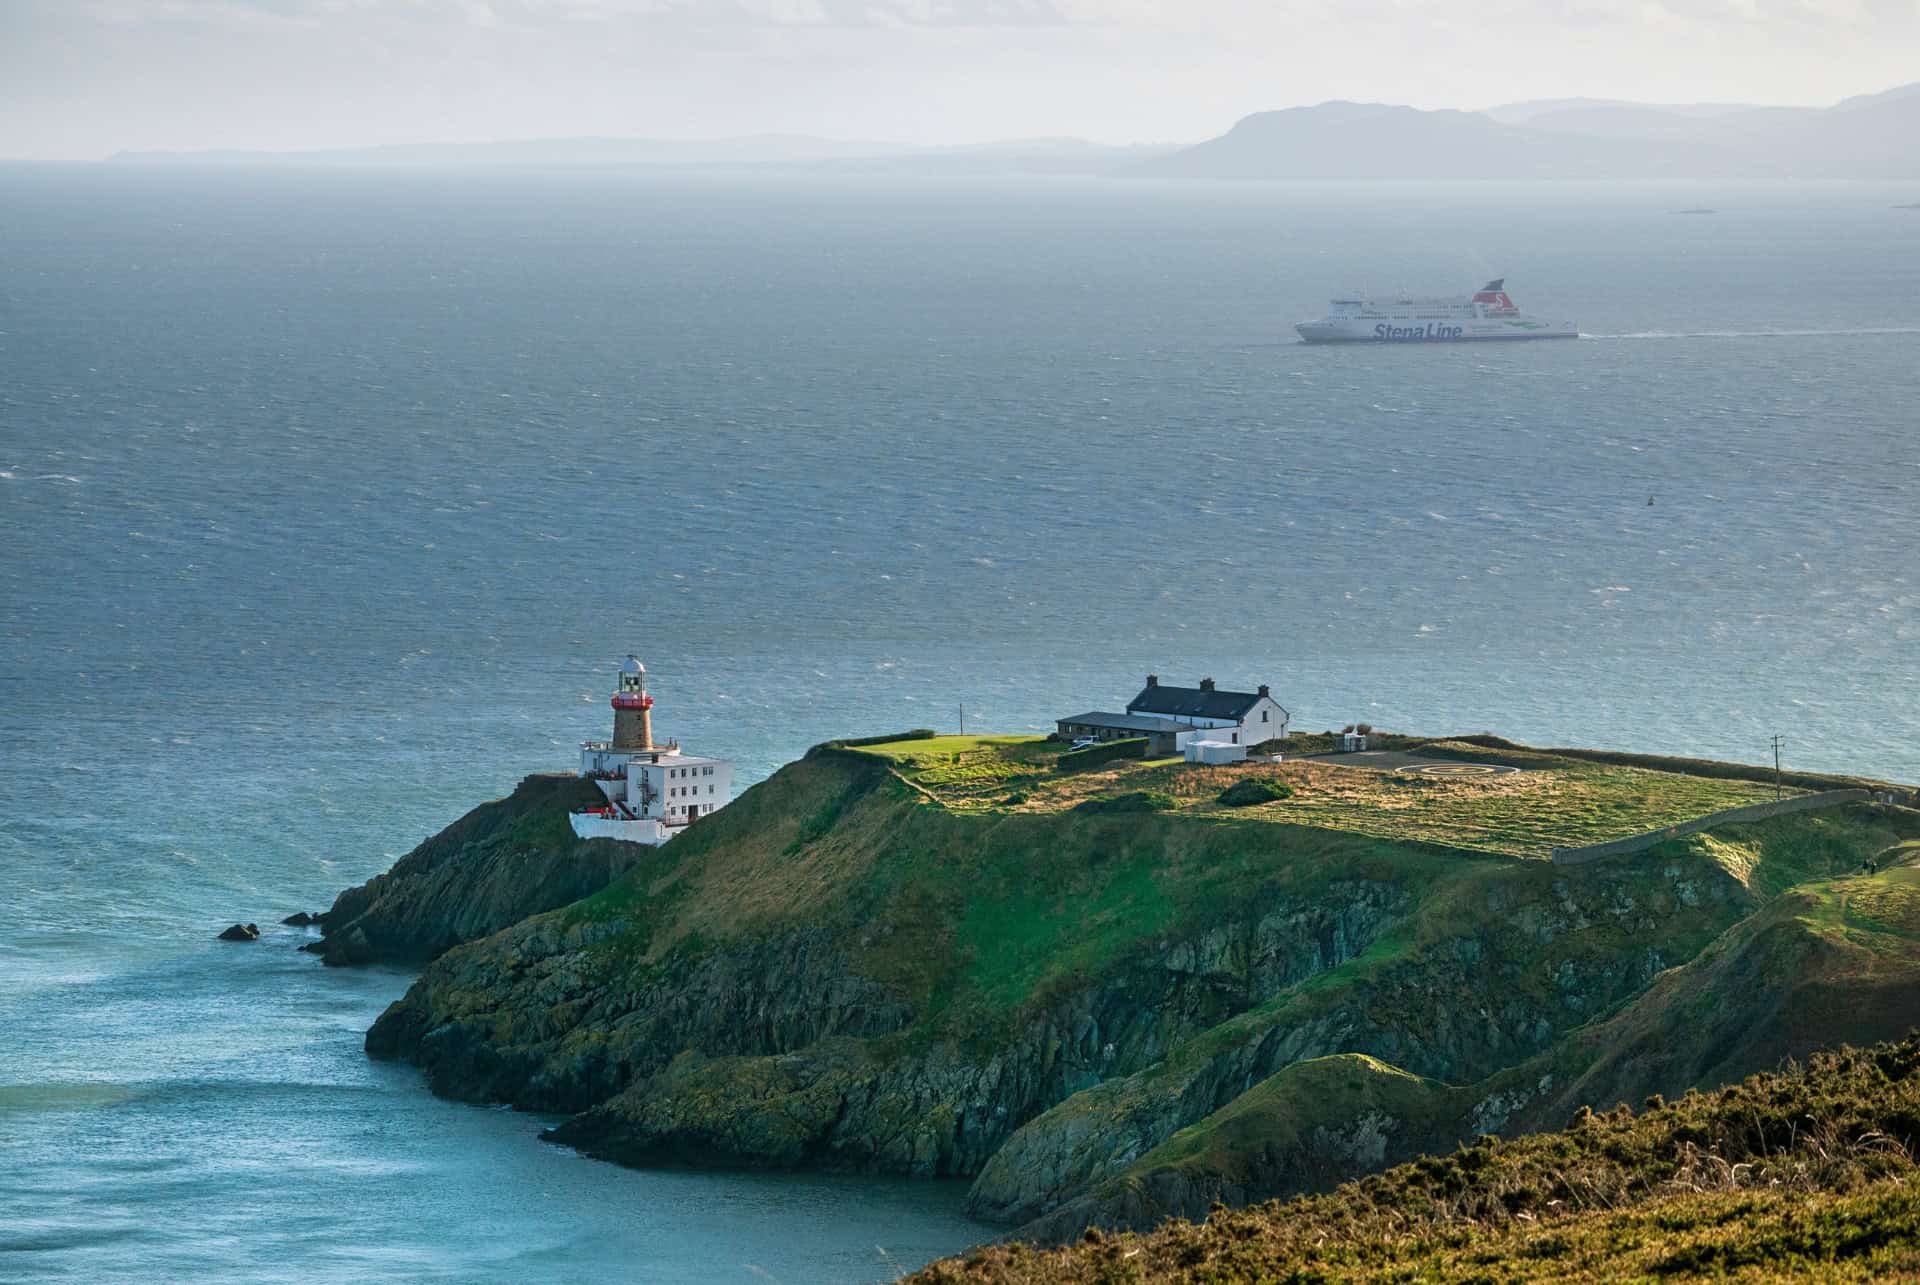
[1057,711,1190,734]
[1127,684,1264,720]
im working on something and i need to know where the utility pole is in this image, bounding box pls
[959,702,965,735]
[1771,734,1785,800]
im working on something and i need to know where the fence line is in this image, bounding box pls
[1550,789,1873,866]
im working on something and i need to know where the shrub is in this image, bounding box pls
[828,729,938,749]
[1074,790,1178,815]
[1219,778,1295,807]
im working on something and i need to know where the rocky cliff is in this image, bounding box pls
[314,772,646,966]
[1012,847,1920,1242]
[342,742,1920,1236]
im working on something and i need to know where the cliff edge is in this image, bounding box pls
[348,734,1920,1232]
[314,772,646,966]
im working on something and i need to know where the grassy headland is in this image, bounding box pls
[354,730,1920,1253]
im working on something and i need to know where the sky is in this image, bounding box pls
[2,0,1918,159]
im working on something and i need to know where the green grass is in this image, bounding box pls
[847,734,1049,762]
[955,848,1174,1013]
[846,736,1060,809]
[1139,1052,1454,1185]
[846,732,1799,858]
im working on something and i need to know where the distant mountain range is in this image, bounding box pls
[112,83,1920,180]
[1135,83,1920,180]
[110,134,1177,176]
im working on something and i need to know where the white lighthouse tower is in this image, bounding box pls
[572,655,733,845]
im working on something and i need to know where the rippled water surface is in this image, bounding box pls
[2,167,1917,1281]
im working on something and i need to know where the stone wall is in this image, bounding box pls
[1550,789,1872,866]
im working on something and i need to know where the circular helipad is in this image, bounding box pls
[1410,763,1514,777]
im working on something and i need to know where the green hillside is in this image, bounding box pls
[353,734,1920,1249]
[913,1032,1920,1282]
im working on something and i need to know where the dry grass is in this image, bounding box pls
[861,738,1789,859]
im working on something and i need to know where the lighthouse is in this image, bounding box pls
[612,655,654,751]
[572,654,733,846]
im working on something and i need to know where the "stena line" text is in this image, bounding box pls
[1374,322,1465,340]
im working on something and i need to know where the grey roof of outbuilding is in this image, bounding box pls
[1127,684,1264,720]
[1056,711,1191,733]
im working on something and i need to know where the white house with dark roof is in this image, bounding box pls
[1125,675,1289,748]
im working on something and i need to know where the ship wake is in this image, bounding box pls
[1582,327,1920,340]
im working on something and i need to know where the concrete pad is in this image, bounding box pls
[1304,750,1522,776]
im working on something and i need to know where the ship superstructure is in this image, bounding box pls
[1297,280,1576,343]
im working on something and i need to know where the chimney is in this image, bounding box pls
[1200,677,1215,692]
[1258,684,1270,698]
[1145,674,1158,687]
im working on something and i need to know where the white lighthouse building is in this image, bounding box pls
[571,655,733,845]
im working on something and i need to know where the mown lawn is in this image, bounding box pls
[847,734,1060,806]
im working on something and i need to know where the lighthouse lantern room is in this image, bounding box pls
[573,655,733,845]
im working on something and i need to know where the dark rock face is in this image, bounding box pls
[218,923,260,942]
[340,749,1917,1237]
[363,804,1756,1216]
[962,859,1737,1228]
[368,880,1413,1183]
[314,773,647,967]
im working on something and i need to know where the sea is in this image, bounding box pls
[2,165,1918,1282]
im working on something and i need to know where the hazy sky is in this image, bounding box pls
[4,0,1918,159]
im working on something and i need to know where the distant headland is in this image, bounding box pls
[113,83,1920,181]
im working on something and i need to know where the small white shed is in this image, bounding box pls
[1185,739,1247,765]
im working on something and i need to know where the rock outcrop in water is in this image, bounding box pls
[342,741,1920,1241]
[312,773,646,966]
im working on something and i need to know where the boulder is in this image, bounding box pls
[281,912,317,926]
[218,923,260,942]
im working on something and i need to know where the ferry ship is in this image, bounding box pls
[1296,280,1576,343]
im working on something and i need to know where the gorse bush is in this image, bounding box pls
[1219,778,1295,807]
[915,1033,1920,1283]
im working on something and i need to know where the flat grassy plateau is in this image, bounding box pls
[851,734,1793,860]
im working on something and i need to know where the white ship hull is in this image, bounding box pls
[1297,279,1575,344]
[1297,317,1577,343]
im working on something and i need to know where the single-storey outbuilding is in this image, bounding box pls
[1055,711,1192,757]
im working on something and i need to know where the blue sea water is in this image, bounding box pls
[2,165,1918,1282]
